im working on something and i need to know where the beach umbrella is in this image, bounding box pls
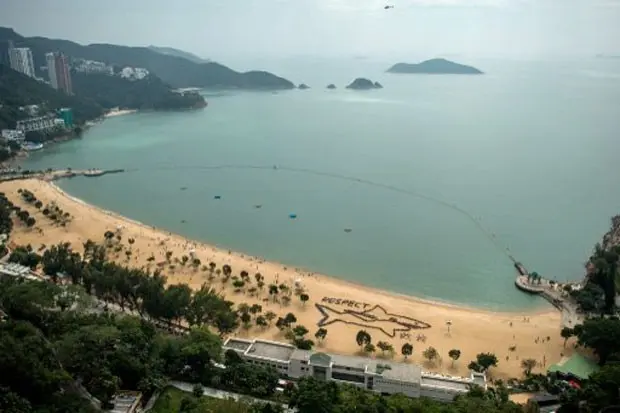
[446,320,453,333]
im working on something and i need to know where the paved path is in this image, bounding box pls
[170,381,295,412]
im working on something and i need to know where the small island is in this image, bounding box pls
[387,58,483,75]
[346,78,383,90]
[326,84,337,89]
[298,83,310,90]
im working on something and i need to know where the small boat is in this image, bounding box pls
[214,195,221,199]
[344,228,352,233]
[289,213,297,219]
[254,204,262,209]
[180,187,187,191]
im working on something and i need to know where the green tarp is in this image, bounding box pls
[547,353,599,380]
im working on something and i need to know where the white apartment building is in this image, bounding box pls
[74,59,113,75]
[120,67,149,81]
[46,52,58,89]
[9,47,36,78]
[16,115,57,133]
[1,129,25,141]
[223,338,487,403]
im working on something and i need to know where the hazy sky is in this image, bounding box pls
[2,0,619,60]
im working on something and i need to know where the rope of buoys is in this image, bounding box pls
[124,163,514,262]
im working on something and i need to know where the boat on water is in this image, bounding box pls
[21,142,43,151]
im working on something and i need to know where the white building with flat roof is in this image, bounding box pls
[9,47,36,78]
[16,115,57,133]
[223,338,486,402]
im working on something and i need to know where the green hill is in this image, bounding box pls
[387,58,483,74]
[148,45,209,64]
[72,72,206,111]
[0,27,294,90]
[0,64,104,130]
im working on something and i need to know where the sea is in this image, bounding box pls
[20,56,620,310]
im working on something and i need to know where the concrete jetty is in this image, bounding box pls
[0,168,124,182]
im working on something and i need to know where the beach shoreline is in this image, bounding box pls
[0,178,570,380]
[47,180,549,316]
[104,109,138,118]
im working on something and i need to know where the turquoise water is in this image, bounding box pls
[21,57,620,310]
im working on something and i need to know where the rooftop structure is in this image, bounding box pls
[106,392,141,413]
[224,337,485,403]
[16,115,57,133]
[0,263,38,280]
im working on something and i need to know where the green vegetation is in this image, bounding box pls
[151,386,284,413]
[0,27,294,90]
[72,72,206,111]
[0,64,104,130]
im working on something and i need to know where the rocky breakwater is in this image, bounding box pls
[601,215,620,252]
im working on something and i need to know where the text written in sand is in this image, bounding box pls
[321,296,371,309]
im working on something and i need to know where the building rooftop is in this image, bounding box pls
[246,339,295,362]
[329,353,370,370]
[421,376,470,392]
[223,338,253,353]
[373,361,422,383]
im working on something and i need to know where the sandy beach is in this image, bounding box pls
[0,178,571,380]
[104,109,138,118]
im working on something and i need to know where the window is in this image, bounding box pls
[331,371,365,384]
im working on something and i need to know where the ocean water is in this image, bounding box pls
[20,57,620,310]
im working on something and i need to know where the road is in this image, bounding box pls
[169,381,295,413]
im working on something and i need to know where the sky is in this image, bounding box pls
[1,0,619,60]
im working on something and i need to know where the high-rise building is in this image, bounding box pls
[46,52,72,94]
[8,46,35,78]
[46,53,58,89]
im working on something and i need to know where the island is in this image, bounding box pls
[346,78,383,90]
[326,84,337,89]
[298,83,310,90]
[387,58,483,75]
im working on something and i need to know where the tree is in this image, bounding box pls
[192,383,204,398]
[576,317,620,365]
[293,325,309,338]
[25,217,36,227]
[264,311,277,325]
[269,284,279,301]
[299,293,309,306]
[288,377,340,413]
[448,349,461,367]
[561,327,573,348]
[364,343,375,354]
[474,352,499,372]
[240,312,252,330]
[356,330,371,350]
[377,341,393,356]
[284,312,297,327]
[423,346,439,364]
[521,358,537,376]
[401,343,413,360]
[256,316,268,329]
[315,328,328,343]
[159,283,192,325]
[250,304,262,315]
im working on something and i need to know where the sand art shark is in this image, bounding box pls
[315,303,431,338]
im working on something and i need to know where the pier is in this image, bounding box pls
[0,168,124,182]
[512,261,582,328]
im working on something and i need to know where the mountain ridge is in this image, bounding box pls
[0,27,295,90]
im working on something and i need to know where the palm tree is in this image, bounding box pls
[356,330,371,350]
[423,346,438,365]
[364,343,376,354]
[222,264,232,277]
[256,315,268,329]
[264,311,277,325]
[315,328,328,343]
[269,284,279,302]
[521,358,537,376]
[401,343,413,360]
[209,262,216,273]
[448,349,461,367]
[299,293,310,306]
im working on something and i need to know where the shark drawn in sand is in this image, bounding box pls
[315,303,431,338]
